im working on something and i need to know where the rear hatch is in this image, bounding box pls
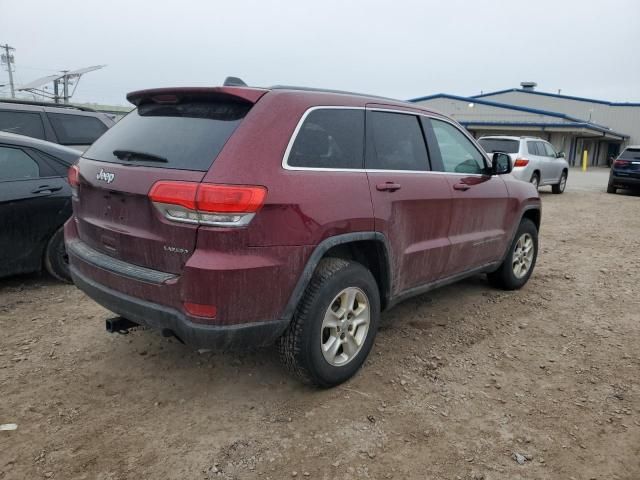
[614,148,640,178]
[74,88,265,274]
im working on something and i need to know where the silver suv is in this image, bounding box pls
[478,136,569,193]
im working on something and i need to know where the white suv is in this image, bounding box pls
[478,136,569,193]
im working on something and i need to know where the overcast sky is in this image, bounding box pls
[2,0,639,105]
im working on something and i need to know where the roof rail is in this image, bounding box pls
[270,84,399,102]
[0,98,97,112]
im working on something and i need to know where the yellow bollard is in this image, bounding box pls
[582,149,588,172]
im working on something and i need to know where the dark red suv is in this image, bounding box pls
[65,82,541,386]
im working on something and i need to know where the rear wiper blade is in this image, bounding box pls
[113,149,168,163]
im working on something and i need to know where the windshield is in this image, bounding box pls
[83,100,251,171]
[478,138,519,154]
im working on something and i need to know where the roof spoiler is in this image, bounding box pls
[126,85,266,107]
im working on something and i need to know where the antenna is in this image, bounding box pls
[17,65,106,104]
[223,76,247,87]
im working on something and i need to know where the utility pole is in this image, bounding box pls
[1,44,16,98]
[62,71,69,104]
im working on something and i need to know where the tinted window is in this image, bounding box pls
[0,146,40,181]
[0,110,45,139]
[367,111,429,171]
[478,138,519,154]
[48,113,108,145]
[619,148,640,160]
[430,119,486,174]
[543,142,557,157]
[84,101,251,171]
[288,109,364,169]
[527,141,541,156]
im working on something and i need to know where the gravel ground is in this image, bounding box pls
[1,170,639,480]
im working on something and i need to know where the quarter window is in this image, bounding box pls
[366,111,429,171]
[287,109,364,169]
[48,113,108,145]
[0,110,46,139]
[429,119,486,174]
[0,146,40,181]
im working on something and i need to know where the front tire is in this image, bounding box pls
[552,171,567,194]
[44,227,71,282]
[488,218,538,290]
[278,258,380,387]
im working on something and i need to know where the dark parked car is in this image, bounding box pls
[0,99,115,151]
[65,83,541,386]
[0,132,80,280]
[607,145,640,194]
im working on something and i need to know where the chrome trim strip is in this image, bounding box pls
[67,239,178,284]
[152,202,256,227]
[281,106,491,176]
[281,106,365,172]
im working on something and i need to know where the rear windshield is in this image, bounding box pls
[478,138,519,154]
[619,148,640,160]
[83,100,251,171]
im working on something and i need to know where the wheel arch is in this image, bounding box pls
[281,233,392,323]
[522,207,541,231]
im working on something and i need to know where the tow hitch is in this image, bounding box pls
[105,317,139,334]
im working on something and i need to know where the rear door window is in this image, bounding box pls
[527,141,542,156]
[287,109,364,169]
[428,119,486,174]
[84,100,251,171]
[0,146,40,181]
[478,138,520,154]
[0,110,46,139]
[48,113,108,145]
[366,111,429,171]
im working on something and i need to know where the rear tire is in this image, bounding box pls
[278,258,380,387]
[552,171,567,194]
[607,182,617,194]
[530,173,540,191]
[488,218,538,290]
[44,227,71,283]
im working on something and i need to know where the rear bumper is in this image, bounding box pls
[511,166,532,183]
[610,174,640,189]
[70,265,289,349]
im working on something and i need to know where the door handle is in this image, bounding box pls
[453,183,470,191]
[376,182,401,192]
[31,185,62,194]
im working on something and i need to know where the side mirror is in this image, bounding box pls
[492,152,512,175]
[557,151,565,158]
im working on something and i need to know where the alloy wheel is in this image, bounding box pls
[512,233,534,279]
[320,287,370,366]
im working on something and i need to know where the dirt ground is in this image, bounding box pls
[1,172,639,480]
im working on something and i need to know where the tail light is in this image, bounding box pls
[614,159,630,167]
[514,158,529,167]
[183,302,217,319]
[148,181,267,227]
[68,165,80,197]
[68,165,80,186]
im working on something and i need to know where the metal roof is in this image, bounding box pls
[471,88,640,107]
[408,93,629,139]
